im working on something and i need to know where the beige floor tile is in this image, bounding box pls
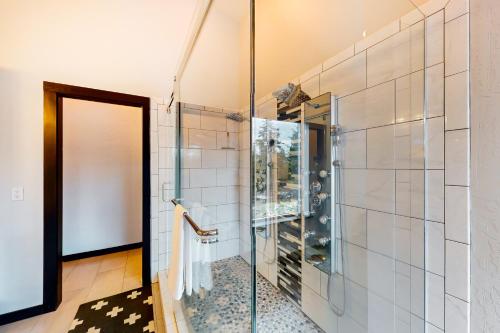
[63,260,101,293]
[0,315,38,333]
[98,251,128,272]
[85,267,125,302]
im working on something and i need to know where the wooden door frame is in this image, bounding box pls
[42,81,151,312]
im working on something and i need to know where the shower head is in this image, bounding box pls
[226,112,246,122]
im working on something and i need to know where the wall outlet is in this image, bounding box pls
[11,187,24,201]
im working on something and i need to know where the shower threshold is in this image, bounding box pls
[159,256,323,333]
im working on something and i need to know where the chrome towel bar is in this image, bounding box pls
[171,199,218,237]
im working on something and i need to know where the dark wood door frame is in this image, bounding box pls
[43,81,151,312]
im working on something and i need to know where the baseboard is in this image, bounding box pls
[62,242,142,262]
[0,304,45,326]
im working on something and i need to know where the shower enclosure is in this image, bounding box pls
[169,0,430,332]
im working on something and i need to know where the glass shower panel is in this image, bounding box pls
[251,1,427,332]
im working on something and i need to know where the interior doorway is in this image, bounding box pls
[42,82,151,313]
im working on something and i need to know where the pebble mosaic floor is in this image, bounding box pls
[181,256,323,333]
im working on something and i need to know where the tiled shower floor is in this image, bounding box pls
[181,256,323,333]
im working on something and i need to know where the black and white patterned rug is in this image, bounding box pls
[68,286,155,333]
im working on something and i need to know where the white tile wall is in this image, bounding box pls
[445,71,470,130]
[445,14,469,76]
[445,240,470,301]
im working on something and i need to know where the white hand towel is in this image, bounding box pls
[167,204,187,300]
[184,225,194,296]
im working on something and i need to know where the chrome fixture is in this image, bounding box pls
[310,180,322,193]
[318,170,329,178]
[226,112,246,122]
[304,229,316,239]
[171,199,218,240]
[318,236,331,247]
[319,215,330,225]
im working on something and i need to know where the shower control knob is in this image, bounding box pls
[318,236,331,246]
[319,170,329,178]
[304,230,316,239]
[332,160,341,167]
[310,180,322,193]
[319,215,330,224]
[318,192,329,201]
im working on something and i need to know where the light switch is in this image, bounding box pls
[11,187,24,201]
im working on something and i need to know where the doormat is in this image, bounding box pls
[68,285,155,333]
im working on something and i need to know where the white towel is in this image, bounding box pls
[167,204,187,300]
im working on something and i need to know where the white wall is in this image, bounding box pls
[0,0,197,315]
[470,0,500,331]
[62,98,142,256]
[180,1,245,109]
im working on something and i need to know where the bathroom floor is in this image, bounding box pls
[181,256,323,333]
[0,249,152,333]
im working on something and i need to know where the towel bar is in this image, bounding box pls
[171,199,218,237]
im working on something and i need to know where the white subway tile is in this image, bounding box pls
[158,126,175,148]
[445,294,470,333]
[181,148,201,168]
[367,251,395,301]
[411,266,425,318]
[396,170,411,216]
[200,111,226,131]
[445,71,470,130]
[150,109,158,131]
[189,129,217,149]
[226,118,239,133]
[445,240,470,301]
[367,125,395,169]
[201,187,226,206]
[181,108,200,128]
[216,204,239,222]
[159,148,175,168]
[426,220,445,276]
[426,11,445,67]
[226,186,239,203]
[445,129,470,186]
[426,63,445,118]
[150,132,158,153]
[426,272,445,329]
[410,21,425,72]
[181,188,201,207]
[226,150,239,168]
[445,14,469,76]
[189,168,217,188]
[201,149,226,168]
[445,185,470,244]
[216,132,238,149]
[216,168,238,186]
[320,52,366,97]
[151,152,159,175]
[427,170,445,222]
[150,175,159,197]
[426,117,445,169]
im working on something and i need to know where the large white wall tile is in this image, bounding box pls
[355,19,400,53]
[426,170,445,223]
[445,294,469,333]
[338,81,395,131]
[395,216,411,264]
[189,168,217,188]
[189,129,217,149]
[445,240,470,301]
[342,205,367,248]
[322,45,355,70]
[445,185,470,244]
[445,71,470,130]
[445,14,469,76]
[367,251,395,301]
[411,266,425,318]
[411,218,425,269]
[426,117,445,169]
[445,0,469,22]
[411,170,425,220]
[181,148,201,168]
[341,130,366,168]
[365,170,395,213]
[367,210,395,257]
[301,75,320,99]
[367,125,395,169]
[320,52,366,97]
[201,149,226,168]
[216,168,238,186]
[445,129,470,186]
[426,11,445,67]
[426,64,445,118]
[396,170,411,216]
[426,272,445,329]
[200,111,226,131]
[426,220,445,276]
[181,108,200,129]
[367,28,412,86]
[396,71,425,123]
[201,187,227,206]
